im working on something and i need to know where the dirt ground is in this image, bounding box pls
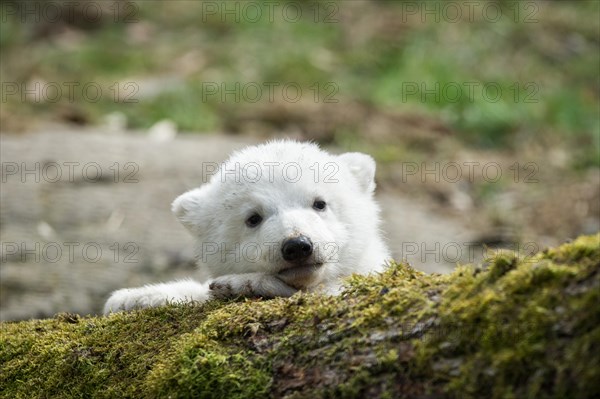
[1,126,598,320]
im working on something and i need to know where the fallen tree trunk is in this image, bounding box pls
[1,234,599,399]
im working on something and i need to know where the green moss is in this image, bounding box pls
[148,338,271,399]
[1,234,599,398]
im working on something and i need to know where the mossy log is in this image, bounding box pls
[1,234,599,399]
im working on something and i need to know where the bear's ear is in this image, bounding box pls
[171,186,212,234]
[337,152,377,193]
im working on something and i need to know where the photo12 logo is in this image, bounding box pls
[1,162,140,184]
[1,81,139,104]
[1,1,139,24]
[398,1,539,23]
[399,162,539,184]
[200,1,339,23]
[399,241,540,265]
[200,241,339,263]
[400,82,539,104]
[201,82,339,104]
[1,242,139,264]
[201,161,341,184]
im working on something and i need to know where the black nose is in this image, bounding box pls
[281,236,313,262]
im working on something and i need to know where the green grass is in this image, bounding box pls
[1,0,598,166]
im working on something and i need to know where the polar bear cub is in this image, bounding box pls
[104,140,390,314]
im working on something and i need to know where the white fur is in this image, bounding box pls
[103,140,390,314]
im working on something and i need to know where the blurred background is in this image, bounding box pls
[1,0,598,320]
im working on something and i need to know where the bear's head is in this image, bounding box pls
[172,140,382,290]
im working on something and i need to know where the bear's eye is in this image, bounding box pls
[245,213,263,228]
[313,199,327,211]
